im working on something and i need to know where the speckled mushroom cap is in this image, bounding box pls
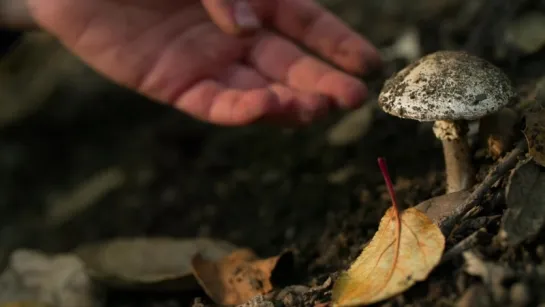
[378,51,516,122]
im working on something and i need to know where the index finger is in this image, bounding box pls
[268,0,382,75]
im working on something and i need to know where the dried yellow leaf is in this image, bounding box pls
[331,158,445,306]
[332,207,444,306]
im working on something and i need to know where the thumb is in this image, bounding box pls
[201,0,264,35]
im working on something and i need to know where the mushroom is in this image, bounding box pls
[378,50,516,193]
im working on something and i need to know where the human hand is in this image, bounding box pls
[24,0,382,125]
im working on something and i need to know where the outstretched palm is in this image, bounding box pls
[26,0,381,125]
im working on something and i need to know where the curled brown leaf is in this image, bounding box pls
[191,249,293,306]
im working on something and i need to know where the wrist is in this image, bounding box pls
[0,0,37,30]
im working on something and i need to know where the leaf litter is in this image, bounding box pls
[499,158,545,246]
[462,251,516,304]
[414,190,470,233]
[523,109,545,167]
[74,237,238,291]
[0,237,296,307]
[191,248,294,306]
[0,249,100,307]
[331,158,445,306]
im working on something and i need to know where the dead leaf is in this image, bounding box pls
[331,158,445,306]
[478,108,519,159]
[0,249,100,307]
[415,190,470,233]
[326,101,376,147]
[191,248,294,306]
[74,237,237,291]
[517,76,545,112]
[499,158,545,246]
[523,110,545,167]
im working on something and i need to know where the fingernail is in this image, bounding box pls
[232,0,261,30]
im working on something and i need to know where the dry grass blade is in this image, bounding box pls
[331,158,445,306]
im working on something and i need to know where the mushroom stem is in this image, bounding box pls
[433,120,475,193]
[441,137,474,193]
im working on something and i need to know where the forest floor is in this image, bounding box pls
[1,0,545,306]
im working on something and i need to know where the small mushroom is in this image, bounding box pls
[378,51,516,193]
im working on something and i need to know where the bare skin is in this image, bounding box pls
[14,0,382,126]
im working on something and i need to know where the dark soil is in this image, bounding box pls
[1,0,545,306]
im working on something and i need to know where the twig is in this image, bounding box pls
[438,139,527,235]
[440,228,492,264]
[459,190,505,223]
[455,214,502,237]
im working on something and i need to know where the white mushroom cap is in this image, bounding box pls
[378,51,516,121]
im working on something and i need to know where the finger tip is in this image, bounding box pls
[365,45,384,72]
[239,88,280,120]
[301,94,330,119]
[336,37,383,75]
[318,73,368,109]
[262,87,331,126]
